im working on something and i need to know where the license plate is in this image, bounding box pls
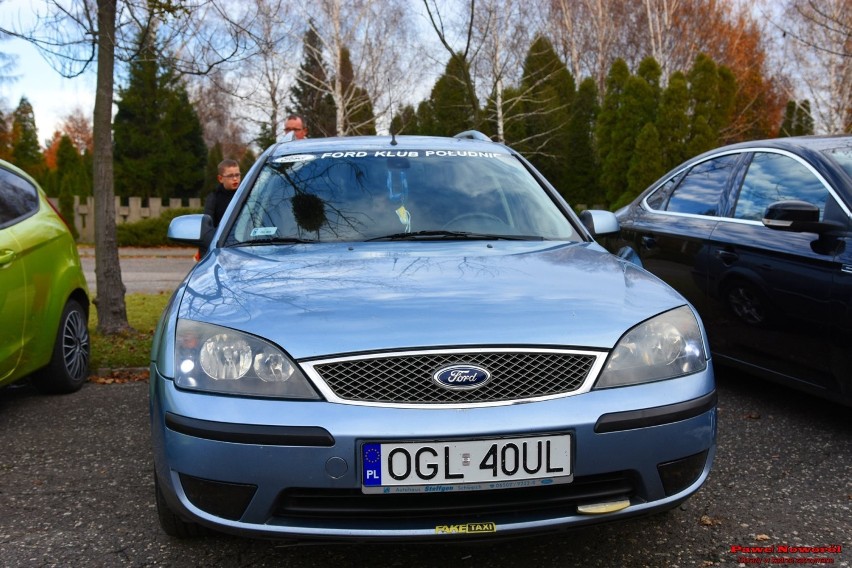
[361,434,572,494]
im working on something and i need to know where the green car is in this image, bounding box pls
[0,159,90,393]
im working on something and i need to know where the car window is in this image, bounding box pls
[0,168,39,226]
[822,147,852,180]
[733,152,830,221]
[226,150,578,244]
[662,154,738,216]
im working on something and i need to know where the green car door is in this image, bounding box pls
[0,170,37,384]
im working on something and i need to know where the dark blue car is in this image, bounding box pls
[609,135,852,407]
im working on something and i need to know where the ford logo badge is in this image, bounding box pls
[433,365,492,390]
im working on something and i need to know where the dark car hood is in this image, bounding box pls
[176,241,686,359]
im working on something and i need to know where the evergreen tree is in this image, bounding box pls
[415,100,436,136]
[0,110,12,161]
[687,54,727,156]
[780,100,797,137]
[485,85,526,145]
[256,123,277,149]
[339,47,375,135]
[203,142,224,199]
[160,86,206,199]
[715,66,737,137]
[687,114,716,158]
[58,177,79,239]
[114,33,206,201]
[516,35,575,196]
[55,134,87,195]
[625,123,663,207]
[11,97,45,180]
[657,71,691,170]
[55,134,87,238]
[564,78,600,207]
[421,55,478,137]
[595,59,630,208]
[239,148,257,175]
[290,21,336,138]
[599,58,659,207]
[390,104,418,136]
[794,100,815,135]
[637,57,662,104]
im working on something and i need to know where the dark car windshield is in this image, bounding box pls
[823,146,852,181]
[224,149,578,245]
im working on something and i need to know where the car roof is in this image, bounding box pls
[268,134,514,159]
[710,134,852,154]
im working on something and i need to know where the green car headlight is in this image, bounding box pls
[175,319,320,399]
[596,306,707,388]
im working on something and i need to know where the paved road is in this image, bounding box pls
[0,370,849,567]
[79,246,197,295]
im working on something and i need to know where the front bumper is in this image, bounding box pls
[150,364,716,540]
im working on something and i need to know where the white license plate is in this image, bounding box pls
[361,434,572,494]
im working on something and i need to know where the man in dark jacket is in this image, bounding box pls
[197,159,241,259]
[204,158,241,226]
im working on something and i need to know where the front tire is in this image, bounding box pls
[33,299,90,394]
[155,473,207,538]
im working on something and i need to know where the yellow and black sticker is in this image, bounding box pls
[435,522,496,535]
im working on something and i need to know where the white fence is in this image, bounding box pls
[48,196,202,242]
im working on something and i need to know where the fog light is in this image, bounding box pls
[657,450,708,496]
[577,499,631,514]
[179,473,257,520]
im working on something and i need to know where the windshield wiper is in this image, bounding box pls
[229,236,317,247]
[365,230,543,242]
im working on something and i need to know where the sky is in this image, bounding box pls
[1,0,97,145]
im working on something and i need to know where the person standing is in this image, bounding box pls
[204,159,241,227]
[283,115,308,140]
[196,159,241,260]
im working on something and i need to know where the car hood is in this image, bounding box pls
[176,241,686,359]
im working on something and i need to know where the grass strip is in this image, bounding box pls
[88,292,172,372]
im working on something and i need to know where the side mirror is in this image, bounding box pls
[167,214,215,247]
[579,209,620,237]
[762,200,843,235]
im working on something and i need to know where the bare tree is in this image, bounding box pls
[470,0,538,142]
[2,0,255,333]
[289,0,418,136]
[221,0,300,145]
[422,0,482,129]
[770,0,851,133]
[547,0,636,96]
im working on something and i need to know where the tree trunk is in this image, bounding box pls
[93,0,130,334]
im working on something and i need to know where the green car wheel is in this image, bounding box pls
[33,299,90,394]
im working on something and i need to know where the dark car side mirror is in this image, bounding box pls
[762,200,844,235]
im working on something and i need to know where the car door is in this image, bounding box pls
[616,153,742,313]
[705,150,849,393]
[0,168,38,383]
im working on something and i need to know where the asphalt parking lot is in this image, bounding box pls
[0,368,848,567]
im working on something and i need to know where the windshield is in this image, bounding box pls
[224,150,579,245]
[823,146,852,181]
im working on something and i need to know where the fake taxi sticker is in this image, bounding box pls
[435,522,496,535]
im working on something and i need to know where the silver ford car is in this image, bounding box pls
[150,133,716,541]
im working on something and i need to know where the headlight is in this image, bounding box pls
[595,306,707,388]
[174,319,320,399]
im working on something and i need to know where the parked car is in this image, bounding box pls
[150,132,716,541]
[608,135,852,407]
[0,159,90,393]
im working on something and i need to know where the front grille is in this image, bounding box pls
[272,472,637,521]
[309,350,599,404]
